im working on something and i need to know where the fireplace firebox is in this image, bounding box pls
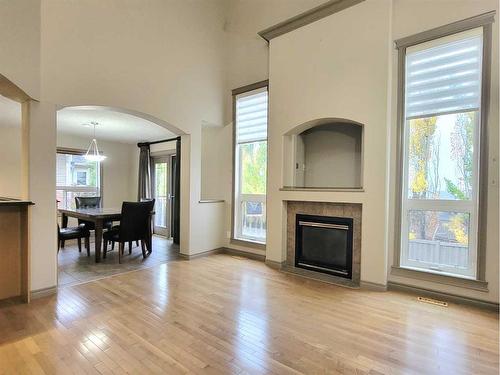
[295,214,353,279]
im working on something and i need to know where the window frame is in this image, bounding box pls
[56,147,104,210]
[393,12,495,282]
[231,80,269,248]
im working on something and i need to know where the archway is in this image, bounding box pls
[55,105,184,287]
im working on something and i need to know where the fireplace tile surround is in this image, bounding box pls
[285,201,362,288]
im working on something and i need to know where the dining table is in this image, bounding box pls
[59,207,122,263]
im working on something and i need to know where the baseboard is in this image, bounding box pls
[178,248,222,260]
[31,286,57,300]
[179,247,267,261]
[388,281,499,311]
[221,247,266,261]
[360,280,387,292]
[265,259,285,269]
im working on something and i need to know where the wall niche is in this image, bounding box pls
[283,119,363,189]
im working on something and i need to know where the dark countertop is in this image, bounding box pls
[0,197,34,206]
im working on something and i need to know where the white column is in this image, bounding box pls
[24,100,57,292]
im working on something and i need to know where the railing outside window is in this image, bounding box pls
[237,193,266,243]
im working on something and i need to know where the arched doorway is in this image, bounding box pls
[55,105,184,287]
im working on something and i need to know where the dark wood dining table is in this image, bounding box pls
[59,207,122,263]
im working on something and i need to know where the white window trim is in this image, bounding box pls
[56,148,103,210]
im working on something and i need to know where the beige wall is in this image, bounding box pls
[0,0,230,292]
[28,101,58,292]
[201,126,231,200]
[199,0,327,255]
[0,0,40,99]
[267,1,392,286]
[0,126,22,198]
[387,0,499,303]
[301,125,363,188]
[39,0,229,258]
[0,0,496,301]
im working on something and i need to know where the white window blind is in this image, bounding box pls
[236,88,268,143]
[405,28,483,119]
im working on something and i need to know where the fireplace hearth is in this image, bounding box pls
[295,214,353,279]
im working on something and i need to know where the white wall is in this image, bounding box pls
[0,126,22,198]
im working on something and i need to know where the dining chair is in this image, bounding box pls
[140,198,155,250]
[102,200,155,263]
[57,224,90,255]
[110,198,154,253]
[75,197,114,231]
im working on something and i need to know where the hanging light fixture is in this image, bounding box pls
[84,121,106,162]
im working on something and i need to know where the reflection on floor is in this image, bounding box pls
[58,235,180,287]
[1,254,498,373]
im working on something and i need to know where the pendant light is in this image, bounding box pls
[84,122,106,162]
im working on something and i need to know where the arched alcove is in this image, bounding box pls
[283,118,363,189]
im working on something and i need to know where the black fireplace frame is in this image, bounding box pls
[295,213,353,279]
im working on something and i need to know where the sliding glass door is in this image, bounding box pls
[153,157,171,237]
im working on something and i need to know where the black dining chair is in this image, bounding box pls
[75,197,114,231]
[58,224,90,255]
[103,200,155,263]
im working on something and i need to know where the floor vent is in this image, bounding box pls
[417,296,448,307]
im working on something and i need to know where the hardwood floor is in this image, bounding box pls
[0,254,498,374]
[58,236,180,287]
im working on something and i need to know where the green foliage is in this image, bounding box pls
[444,112,474,244]
[444,178,466,200]
[408,116,438,198]
[448,112,474,199]
[241,141,267,194]
[155,163,167,196]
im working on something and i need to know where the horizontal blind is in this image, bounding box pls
[236,87,268,143]
[405,28,483,119]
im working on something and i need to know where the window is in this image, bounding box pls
[399,27,487,279]
[233,84,268,244]
[56,149,102,209]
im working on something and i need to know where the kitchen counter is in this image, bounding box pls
[0,197,34,206]
[0,197,33,303]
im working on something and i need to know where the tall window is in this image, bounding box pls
[233,85,268,244]
[400,28,485,278]
[56,149,102,209]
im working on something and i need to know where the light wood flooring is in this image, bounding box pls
[0,253,498,374]
[58,236,179,287]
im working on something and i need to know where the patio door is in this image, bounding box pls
[153,157,171,237]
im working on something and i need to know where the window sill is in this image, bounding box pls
[198,199,225,204]
[230,238,266,251]
[280,186,364,192]
[391,266,489,292]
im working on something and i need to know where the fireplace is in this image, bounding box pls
[295,213,353,279]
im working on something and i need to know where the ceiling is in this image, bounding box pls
[0,97,176,144]
[0,94,21,128]
[57,107,176,144]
